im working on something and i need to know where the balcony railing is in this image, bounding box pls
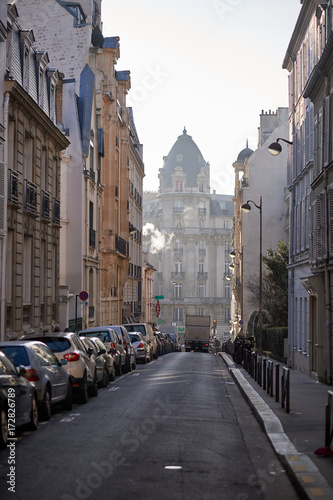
[198,208,206,214]
[115,234,128,256]
[41,191,50,220]
[52,197,60,225]
[8,170,19,205]
[89,228,96,248]
[197,272,208,279]
[24,179,37,214]
[171,272,185,279]
[199,249,206,256]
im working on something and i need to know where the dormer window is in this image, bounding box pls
[199,181,205,192]
[175,180,183,192]
[65,4,86,26]
[176,154,183,162]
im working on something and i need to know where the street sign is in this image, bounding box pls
[157,319,162,324]
[156,300,161,316]
[79,290,88,301]
[155,295,164,300]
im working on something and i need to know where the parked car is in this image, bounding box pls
[154,332,163,356]
[123,323,158,359]
[87,337,116,384]
[80,336,114,387]
[0,341,72,420]
[79,327,126,376]
[111,325,136,371]
[0,350,38,448]
[20,331,98,404]
[129,332,150,363]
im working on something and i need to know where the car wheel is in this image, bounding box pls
[0,408,8,448]
[101,368,110,388]
[110,365,116,382]
[61,381,73,411]
[88,371,99,397]
[40,386,52,421]
[77,374,89,404]
[27,394,38,431]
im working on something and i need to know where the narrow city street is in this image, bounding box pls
[0,353,299,500]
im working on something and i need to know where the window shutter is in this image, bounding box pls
[309,103,314,162]
[316,194,323,260]
[324,95,330,166]
[328,189,333,257]
[0,161,4,233]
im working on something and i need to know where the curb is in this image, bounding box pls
[219,353,333,500]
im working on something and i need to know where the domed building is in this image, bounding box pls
[143,129,234,344]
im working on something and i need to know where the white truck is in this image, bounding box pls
[184,315,211,352]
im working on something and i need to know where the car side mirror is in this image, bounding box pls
[99,348,106,355]
[87,347,94,356]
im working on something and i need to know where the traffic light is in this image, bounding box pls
[213,320,217,326]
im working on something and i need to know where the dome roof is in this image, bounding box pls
[161,128,208,187]
[236,141,254,163]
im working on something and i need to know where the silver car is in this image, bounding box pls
[85,337,116,385]
[79,327,126,376]
[129,332,150,363]
[20,332,98,404]
[0,341,72,420]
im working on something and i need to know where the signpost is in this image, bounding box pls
[156,300,161,317]
[75,291,89,332]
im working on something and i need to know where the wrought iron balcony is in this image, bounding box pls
[8,170,19,205]
[171,272,185,279]
[197,272,208,279]
[115,234,128,256]
[41,190,50,220]
[52,197,60,225]
[89,228,96,248]
[24,179,37,215]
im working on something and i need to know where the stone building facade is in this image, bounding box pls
[0,3,69,340]
[231,109,289,338]
[143,129,233,343]
[283,0,333,383]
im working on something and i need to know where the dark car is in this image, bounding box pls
[0,350,38,448]
[0,341,72,420]
[111,326,136,372]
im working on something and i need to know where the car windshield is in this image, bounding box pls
[0,346,30,366]
[125,325,146,335]
[26,337,71,353]
[80,331,111,342]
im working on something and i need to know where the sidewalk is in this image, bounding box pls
[219,352,333,500]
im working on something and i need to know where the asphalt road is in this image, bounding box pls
[0,352,300,500]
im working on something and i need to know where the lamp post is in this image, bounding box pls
[171,280,176,325]
[241,196,262,356]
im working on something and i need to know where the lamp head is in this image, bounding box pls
[268,141,282,156]
[241,202,251,213]
[229,250,236,258]
[229,263,234,269]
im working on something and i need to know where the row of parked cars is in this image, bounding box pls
[0,323,180,448]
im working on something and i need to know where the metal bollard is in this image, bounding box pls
[263,358,267,390]
[281,366,290,413]
[325,391,333,448]
[275,363,280,402]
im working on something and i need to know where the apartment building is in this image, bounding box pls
[283,0,333,383]
[143,128,233,343]
[0,3,69,340]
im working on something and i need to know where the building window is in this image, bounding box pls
[199,181,205,192]
[199,308,204,316]
[199,262,204,273]
[225,283,231,298]
[176,154,183,162]
[23,235,32,304]
[225,308,231,323]
[175,283,182,298]
[175,261,182,273]
[175,180,183,192]
[199,283,205,298]
[174,200,183,213]
[174,307,183,322]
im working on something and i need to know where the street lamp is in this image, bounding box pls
[171,280,176,324]
[268,137,293,156]
[241,196,262,356]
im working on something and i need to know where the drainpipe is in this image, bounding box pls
[1,92,10,341]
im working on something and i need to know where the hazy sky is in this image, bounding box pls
[102,0,301,195]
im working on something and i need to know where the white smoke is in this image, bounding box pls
[143,223,174,254]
